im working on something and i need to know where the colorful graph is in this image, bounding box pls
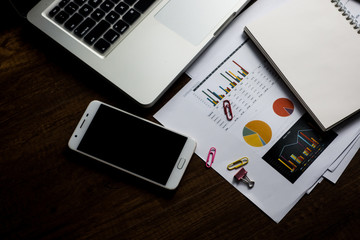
[276,130,320,173]
[201,61,249,106]
[273,98,294,117]
[201,89,224,106]
[243,120,272,147]
[262,114,337,183]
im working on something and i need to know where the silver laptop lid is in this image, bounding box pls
[24,0,250,106]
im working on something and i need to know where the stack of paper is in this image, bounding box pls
[154,0,360,223]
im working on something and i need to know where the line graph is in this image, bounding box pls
[262,114,337,183]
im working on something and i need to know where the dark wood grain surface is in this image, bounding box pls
[1,2,360,239]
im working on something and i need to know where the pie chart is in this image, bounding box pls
[243,120,272,147]
[273,98,294,117]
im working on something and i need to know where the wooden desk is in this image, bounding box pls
[1,2,359,239]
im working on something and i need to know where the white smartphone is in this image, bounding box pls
[68,100,196,190]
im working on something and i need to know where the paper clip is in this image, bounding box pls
[206,147,216,168]
[227,157,249,170]
[223,100,233,121]
[234,167,255,188]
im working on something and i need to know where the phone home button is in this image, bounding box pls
[177,158,186,169]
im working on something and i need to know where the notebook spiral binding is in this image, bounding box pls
[331,0,360,33]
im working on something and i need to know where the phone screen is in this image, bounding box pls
[77,104,187,185]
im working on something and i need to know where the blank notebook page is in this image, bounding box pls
[244,0,360,130]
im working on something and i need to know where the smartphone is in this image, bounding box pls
[68,100,196,190]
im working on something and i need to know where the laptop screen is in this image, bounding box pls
[9,0,40,17]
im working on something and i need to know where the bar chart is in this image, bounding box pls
[263,114,337,183]
[198,61,249,106]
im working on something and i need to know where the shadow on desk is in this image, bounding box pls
[65,148,179,198]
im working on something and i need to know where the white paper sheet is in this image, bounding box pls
[323,132,360,183]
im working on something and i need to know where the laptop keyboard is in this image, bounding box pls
[48,0,156,54]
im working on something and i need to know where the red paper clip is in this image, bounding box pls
[206,147,216,168]
[223,100,233,121]
[234,167,255,188]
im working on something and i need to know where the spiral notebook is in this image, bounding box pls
[244,0,360,131]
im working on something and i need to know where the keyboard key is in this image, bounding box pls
[84,20,110,44]
[74,18,96,37]
[123,8,140,25]
[134,0,155,13]
[113,20,129,34]
[74,0,87,6]
[52,0,155,55]
[79,4,93,17]
[104,29,120,43]
[59,0,70,8]
[100,0,114,12]
[94,38,111,53]
[114,2,129,15]
[55,11,70,24]
[124,0,136,5]
[88,0,103,8]
[64,2,79,14]
[91,9,105,21]
[49,6,61,17]
[105,11,120,24]
[65,13,84,30]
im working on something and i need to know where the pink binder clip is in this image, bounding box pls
[234,167,255,188]
[223,100,233,121]
[206,147,216,168]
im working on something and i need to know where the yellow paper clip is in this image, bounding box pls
[227,157,249,170]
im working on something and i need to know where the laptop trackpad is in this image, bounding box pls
[155,0,240,45]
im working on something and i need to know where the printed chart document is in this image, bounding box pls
[155,0,360,222]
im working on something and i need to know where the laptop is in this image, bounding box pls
[11,0,250,106]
